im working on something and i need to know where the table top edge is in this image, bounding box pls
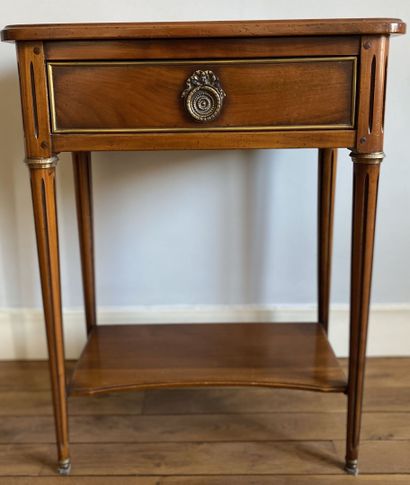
[1,18,406,42]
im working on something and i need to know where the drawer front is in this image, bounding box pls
[48,57,356,133]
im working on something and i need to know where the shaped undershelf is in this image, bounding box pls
[68,322,347,396]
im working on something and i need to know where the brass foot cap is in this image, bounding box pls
[58,459,71,476]
[345,459,359,476]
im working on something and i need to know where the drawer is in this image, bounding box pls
[47,57,356,133]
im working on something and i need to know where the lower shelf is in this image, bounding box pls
[68,322,347,396]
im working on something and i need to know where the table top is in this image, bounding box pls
[1,18,406,42]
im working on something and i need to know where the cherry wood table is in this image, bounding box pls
[1,18,406,476]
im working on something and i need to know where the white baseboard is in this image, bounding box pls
[0,304,409,359]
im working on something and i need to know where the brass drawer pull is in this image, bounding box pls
[181,70,226,122]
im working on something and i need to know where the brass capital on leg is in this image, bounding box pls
[349,151,385,164]
[24,155,59,169]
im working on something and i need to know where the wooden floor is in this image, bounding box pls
[0,358,409,483]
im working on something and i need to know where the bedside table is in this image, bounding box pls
[1,18,406,475]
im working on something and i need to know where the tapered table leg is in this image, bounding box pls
[27,156,71,475]
[318,148,337,333]
[72,152,96,334]
[345,151,383,475]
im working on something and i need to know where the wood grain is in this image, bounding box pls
[1,412,409,443]
[1,381,410,417]
[318,148,337,333]
[3,19,406,476]
[0,361,72,391]
[2,476,410,484]
[0,360,409,478]
[346,156,382,468]
[355,36,389,152]
[0,391,144,416]
[72,152,96,335]
[15,42,51,158]
[0,357,398,391]
[51,130,356,152]
[1,476,410,484]
[143,385,410,415]
[45,37,360,61]
[69,323,347,395]
[0,440,409,476]
[50,59,355,132]
[2,18,405,42]
[8,441,343,475]
[29,166,69,468]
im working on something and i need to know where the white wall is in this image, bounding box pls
[0,0,409,358]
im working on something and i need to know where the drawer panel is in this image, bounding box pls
[48,57,356,133]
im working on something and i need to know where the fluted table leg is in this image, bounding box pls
[72,151,97,335]
[27,156,71,475]
[345,151,384,475]
[318,148,337,333]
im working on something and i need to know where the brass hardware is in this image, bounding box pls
[47,57,357,133]
[349,151,385,164]
[58,458,71,476]
[345,459,359,476]
[181,70,226,122]
[24,155,59,168]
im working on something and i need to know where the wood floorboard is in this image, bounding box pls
[2,477,410,484]
[333,440,410,474]
[0,358,408,479]
[0,361,75,391]
[0,358,403,390]
[0,440,409,475]
[2,386,410,415]
[339,357,410,387]
[2,385,410,416]
[0,412,409,443]
[0,441,344,475]
[142,386,410,414]
[0,391,144,415]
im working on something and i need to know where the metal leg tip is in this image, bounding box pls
[345,459,359,476]
[58,459,71,476]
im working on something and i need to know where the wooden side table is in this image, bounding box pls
[1,18,406,475]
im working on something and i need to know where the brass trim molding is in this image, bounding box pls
[349,151,385,164]
[24,155,59,168]
[47,56,357,134]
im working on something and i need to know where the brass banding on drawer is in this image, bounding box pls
[47,57,357,133]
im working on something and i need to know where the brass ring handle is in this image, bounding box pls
[181,70,226,122]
